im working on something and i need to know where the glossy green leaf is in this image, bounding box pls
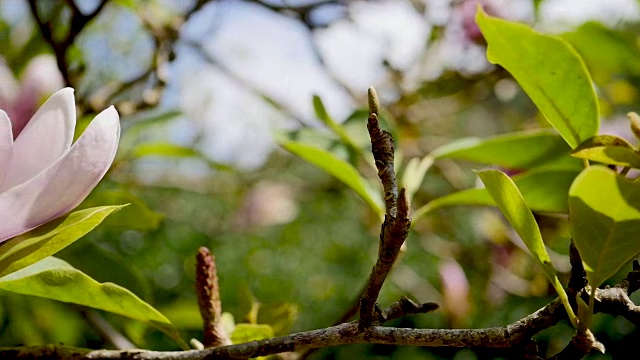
[478,169,577,327]
[476,9,599,148]
[282,141,383,216]
[0,206,126,278]
[231,323,274,344]
[412,168,581,223]
[0,257,183,346]
[571,135,640,168]
[569,166,640,288]
[431,129,573,169]
[478,170,553,260]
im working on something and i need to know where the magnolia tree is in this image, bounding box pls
[2,1,640,360]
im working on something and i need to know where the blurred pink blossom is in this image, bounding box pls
[0,55,65,138]
[0,88,120,242]
[460,0,503,43]
[439,259,471,326]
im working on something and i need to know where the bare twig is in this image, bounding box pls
[93,1,215,115]
[380,296,439,322]
[358,87,412,328]
[247,0,342,27]
[28,0,107,87]
[28,0,215,116]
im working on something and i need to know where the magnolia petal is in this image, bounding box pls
[0,110,13,185]
[0,106,120,242]
[1,88,76,191]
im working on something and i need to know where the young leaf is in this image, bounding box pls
[401,155,434,203]
[412,188,493,224]
[569,166,640,288]
[0,205,126,278]
[431,129,573,169]
[0,257,183,346]
[571,135,640,168]
[412,168,581,223]
[313,95,371,166]
[478,169,578,327]
[476,9,599,148]
[313,95,354,147]
[478,170,554,261]
[231,323,274,344]
[281,141,383,216]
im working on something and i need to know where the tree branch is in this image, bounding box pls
[0,299,566,359]
[358,87,413,328]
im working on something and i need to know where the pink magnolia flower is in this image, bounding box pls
[0,88,120,242]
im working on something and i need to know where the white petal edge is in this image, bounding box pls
[0,106,120,242]
[0,110,13,186]
[1,88,76,191]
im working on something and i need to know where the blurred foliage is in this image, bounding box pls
[1,0,640,359]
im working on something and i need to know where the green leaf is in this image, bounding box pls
[478,170,553,261]
[82,190,164,231]
[478,169,577,327]
[0,257,183,346]
[231,323,274,344]
[401,155,434,204]
[476,9,599,148]
[571,135,640,168]
[0,206,126,278]
[132,143,198,158]
[412,168,581,223]
[564,22,640,84]
[569,166,640,288]
[412,188,493,223]
[281,141,383,216]
[510,167,582,213]
[313,95,359,151]
[431,129,575,169]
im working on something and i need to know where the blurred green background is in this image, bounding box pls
[1,0,640,359]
